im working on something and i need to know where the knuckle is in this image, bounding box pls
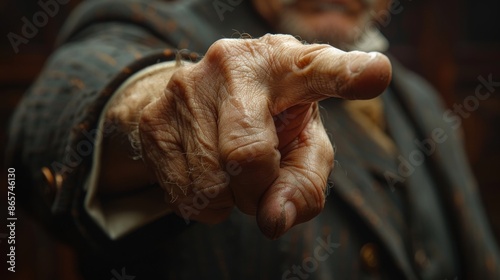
[204,38,236,64]
[222,138,278,165]
[201,39,249,92]
[291,170,327,218]
[294,44,332,70]
[139,102,170,139]
[292,46,339,94]
[139,93,179,136]
[167,65,219,116]
[204,35,302,84]
[259,33,298,45]
[168,66,196,101]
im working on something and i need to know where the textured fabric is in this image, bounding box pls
[7,0,500,279]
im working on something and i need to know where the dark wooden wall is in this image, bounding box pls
[383,0,500,243]
[1,0,499,279]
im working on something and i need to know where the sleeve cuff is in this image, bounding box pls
[84,61,177,240]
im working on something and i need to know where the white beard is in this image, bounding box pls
[275,9,373,50]
[277,0,376,50]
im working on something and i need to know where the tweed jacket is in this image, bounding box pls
[7,0,500,279]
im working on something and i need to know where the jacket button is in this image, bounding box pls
[41,167,54,189]
[414,249,429,269]
[41,167,60,203]
[360,243,379,271]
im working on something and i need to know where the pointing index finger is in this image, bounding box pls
[263,36,392,113]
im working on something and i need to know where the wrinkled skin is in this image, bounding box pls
[139,34,391,239]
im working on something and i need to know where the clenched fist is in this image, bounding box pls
[105,34,391,239]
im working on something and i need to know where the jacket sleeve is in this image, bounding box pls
[6,0,199,243]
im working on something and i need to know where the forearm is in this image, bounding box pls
[7,17,199,240]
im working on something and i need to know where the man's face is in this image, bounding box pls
[253,0,391,49]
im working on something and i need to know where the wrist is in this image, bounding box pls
[106,61,181,136]
[98,61,192,193]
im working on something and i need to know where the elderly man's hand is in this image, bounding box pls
[137,34,391,239]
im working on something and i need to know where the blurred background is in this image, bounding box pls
[1,0,499,279]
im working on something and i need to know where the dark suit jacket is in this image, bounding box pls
[7,0,500,279]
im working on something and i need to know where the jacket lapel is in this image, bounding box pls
[320,99,418,279]
[390,57,500,278]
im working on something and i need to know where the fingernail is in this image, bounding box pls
[258,201,297,240]
[271,201,297,239]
